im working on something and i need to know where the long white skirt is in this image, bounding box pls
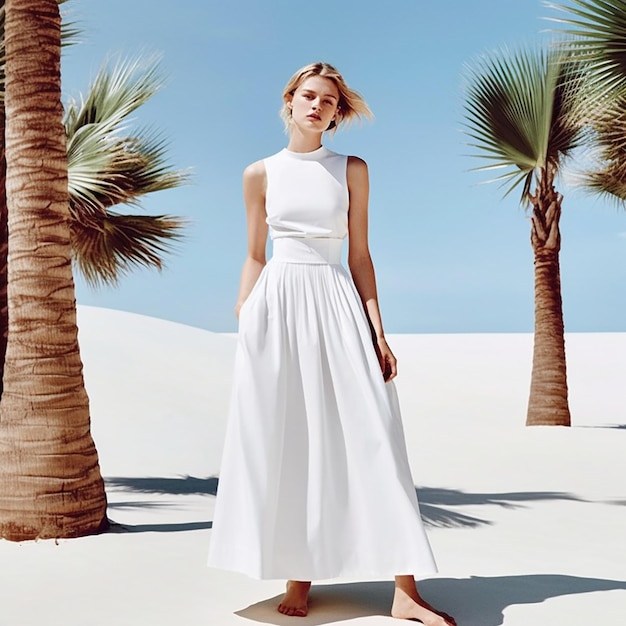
[208,238,437,580]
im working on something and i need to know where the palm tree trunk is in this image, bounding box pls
[0,5,7,398]
[526,169,571,426]
[0,0,108,541]
[0,102,7,399]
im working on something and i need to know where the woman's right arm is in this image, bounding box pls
[234,160,268,319]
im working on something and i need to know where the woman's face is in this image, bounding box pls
[288,75,340,132]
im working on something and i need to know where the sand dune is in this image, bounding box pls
[0,306,623,625]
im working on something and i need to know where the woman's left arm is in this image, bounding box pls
[347,156,397,382]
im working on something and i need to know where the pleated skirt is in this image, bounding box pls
[208,238,437,580]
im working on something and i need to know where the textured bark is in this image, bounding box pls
[0,0,108,540]
[526,166,571,427]
[0,102,7,398]
[0,6,7,397]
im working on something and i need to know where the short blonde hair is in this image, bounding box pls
[280,62,373,132]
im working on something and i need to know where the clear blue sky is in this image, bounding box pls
[61,0,626,333]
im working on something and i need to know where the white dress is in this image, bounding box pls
[208,146,437,581]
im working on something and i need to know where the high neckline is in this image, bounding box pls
[282,145,329,160]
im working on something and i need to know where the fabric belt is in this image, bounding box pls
[271,237,344,265]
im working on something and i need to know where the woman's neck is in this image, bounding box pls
[286,128,324,153]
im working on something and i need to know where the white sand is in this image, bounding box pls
[0,306,623,626]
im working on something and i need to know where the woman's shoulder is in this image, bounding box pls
[321,147,364,162]
[243,159,266,179]
[346,154,367,167]
[321,148,367,171]
[242,159,267,193]
[346,154,368,176]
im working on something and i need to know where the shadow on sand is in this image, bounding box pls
[104,476,218,533]
[236,575,626,626]
[105,475,218,496]
[417,487,582,529]
[104,476,585,531]
[108,520,212,533]
[102,477,588,533]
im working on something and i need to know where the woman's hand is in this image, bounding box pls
[376,336,397,382]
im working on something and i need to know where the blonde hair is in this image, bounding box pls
[280,62,373,132]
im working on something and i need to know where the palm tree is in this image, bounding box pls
[0,8,188,388]
[463,45,589,426]
[0,0,107,540]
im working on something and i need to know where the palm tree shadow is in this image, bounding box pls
[104,475,218,533]
[102,477,586,532]
[416,486,582,528]
[108,520,212,533]
[235,575,626,626]
[105,475,218,495]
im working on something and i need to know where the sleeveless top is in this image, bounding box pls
[263,146,349,241]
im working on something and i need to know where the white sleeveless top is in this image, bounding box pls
[264,146,349,241]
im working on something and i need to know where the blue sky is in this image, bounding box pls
[62,0,626,333]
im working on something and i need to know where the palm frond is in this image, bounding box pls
[64,55,163,135]
[462,44,588,202]
[583,165,626,199]
[64,56,182,210]
[58,0,81,48]
[546,0,626,94]
[71,212,186,287]
[60,22,81,49]
[67,124,190,212]
[571,92,626,201]
[545,1,626,204]
[64,55,190,285]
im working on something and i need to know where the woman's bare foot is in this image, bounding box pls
[391,576,456,625]
[277,580,311,617]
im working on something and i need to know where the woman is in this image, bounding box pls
[208,62,455,626]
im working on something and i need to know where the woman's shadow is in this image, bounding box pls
[235,574,626,625]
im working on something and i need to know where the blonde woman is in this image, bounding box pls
[208,62,455,626]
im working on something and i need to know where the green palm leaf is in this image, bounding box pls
[463,44,588,202]
[547,0,626,94]
[547,1,626,205]
[64,56,163,136]
[71,212,185,287]
[573,92,626,200]
[64,56,188,212]
[64,56,190,285]
[67,124,187,211]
